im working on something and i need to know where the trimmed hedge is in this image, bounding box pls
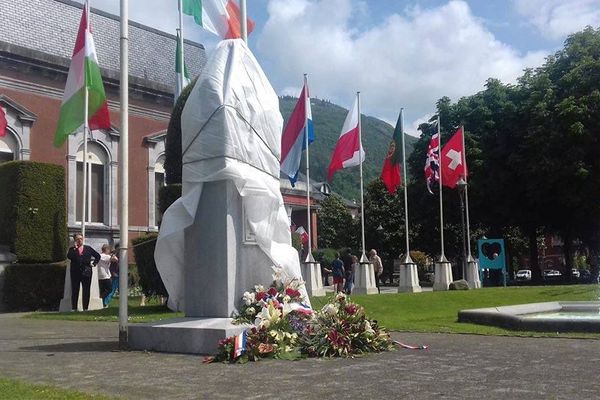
[165,78,197,184]
[2,262,66,311]
[132,233,168,298]
[159,184,182,216]
[0,161,67,263]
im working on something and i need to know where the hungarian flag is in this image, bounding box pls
[327,96,364,181]
[182,0,255,39]
[54,3,110,147]
[0,106,7,137]
[175,31,191,103]
[380,110,403,194]
[281,81,314,186]
[424,132,440,194]
[440,126,468,188]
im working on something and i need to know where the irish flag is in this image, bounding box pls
[175,31,191,102]
[182,0,255,39]
[327,96,364,181]
[54,3,110,147]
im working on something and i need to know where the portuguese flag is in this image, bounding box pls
[54,2,110,147]
[380,110,404,194]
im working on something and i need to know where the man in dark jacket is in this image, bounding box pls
[67,233,100,311]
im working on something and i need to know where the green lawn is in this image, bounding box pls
[25,285,600,338]
[0,377,117,400]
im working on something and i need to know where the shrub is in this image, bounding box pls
[2,262,66,311]
[0,161,67,263]
[165,78,197,184]
[313,248,337,269]
[131,233,168,298]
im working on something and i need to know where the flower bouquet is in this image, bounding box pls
[210,266,393,363]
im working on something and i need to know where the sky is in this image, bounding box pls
[78,0,600,136]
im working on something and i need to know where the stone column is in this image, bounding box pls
[302,260,325,297]
[398,259,422,293]
[466,256,481,289]
[353,261,378,295]
[433,258,453,291]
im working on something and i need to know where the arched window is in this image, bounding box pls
[154,155,165,225]
[0,130,18,163]
[76,142,108,224]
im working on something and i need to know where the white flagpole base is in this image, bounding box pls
[398,262,422,293]
[433,261,453,291]
[301,261,326,297]
[353,261,378,295]
[466,260,482,289]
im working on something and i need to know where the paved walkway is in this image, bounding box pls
[1,312,599,399]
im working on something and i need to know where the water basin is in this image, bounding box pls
[458,301,600,333]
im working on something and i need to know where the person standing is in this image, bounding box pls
[344,255,358,295]
[104,245,120,307]
[98,244,118,307]
[66,233,100,311]
[331,253,345,293]
[369,249,383,294]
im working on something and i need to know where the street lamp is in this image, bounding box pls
[456,177,467,280]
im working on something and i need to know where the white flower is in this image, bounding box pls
[335,292,347,302]
[364,320,375,335]
[271,265,283,284]
[254,284,265,293]
[242,291,256,306]
[245,307,257,316]
[322,303,339,317]
[283,295,291,304]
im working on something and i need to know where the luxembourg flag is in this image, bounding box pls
[327,96,364,181]
[233,330,247,358]
[280,81,314,186]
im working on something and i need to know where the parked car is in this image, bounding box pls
[516,269,532,281]
[543,269,562,279]
[579,269,592,283]
[571,269,580,278]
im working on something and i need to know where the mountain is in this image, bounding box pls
[280,96,418,200]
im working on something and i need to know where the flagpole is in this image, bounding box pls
[437,114,447,262]
[461,125,473,257]
[81,1,89,238]
[357,92,368,263]
[177,0,184,96]
[118,0,129,348]
[400,108,412,262]
[303,74,314,262]
[240,0,247,43]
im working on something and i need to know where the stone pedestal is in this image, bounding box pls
[129,180,274,354]
[433,260,453,291]
[58,261,103,312]
[398,262,422,293]
[302,261,325,297]
[128,318,249,355]
[353,261,378,295]
[466,258,481,289]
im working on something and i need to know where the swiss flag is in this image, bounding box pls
[440,126,468,188]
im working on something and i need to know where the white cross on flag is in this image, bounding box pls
[440,126,468,188]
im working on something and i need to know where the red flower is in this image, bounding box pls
[267,287,278,297]
[344,304,357,315]
[271,299,281,309]
[285,287,301,298]
[256,291,267,301]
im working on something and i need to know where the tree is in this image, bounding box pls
[317,194,358,251]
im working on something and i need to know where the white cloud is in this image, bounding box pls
[513,0,600,40]
[257,0,548,136]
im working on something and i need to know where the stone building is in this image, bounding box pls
[0,0,206,249]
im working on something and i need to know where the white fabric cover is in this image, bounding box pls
[155,39,307,311]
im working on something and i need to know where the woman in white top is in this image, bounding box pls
[98,244,117,307]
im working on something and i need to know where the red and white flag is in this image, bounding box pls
[440,126,468,188]
[327,96,364,181]
[0,106,7,137]
[295,226,309,244]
